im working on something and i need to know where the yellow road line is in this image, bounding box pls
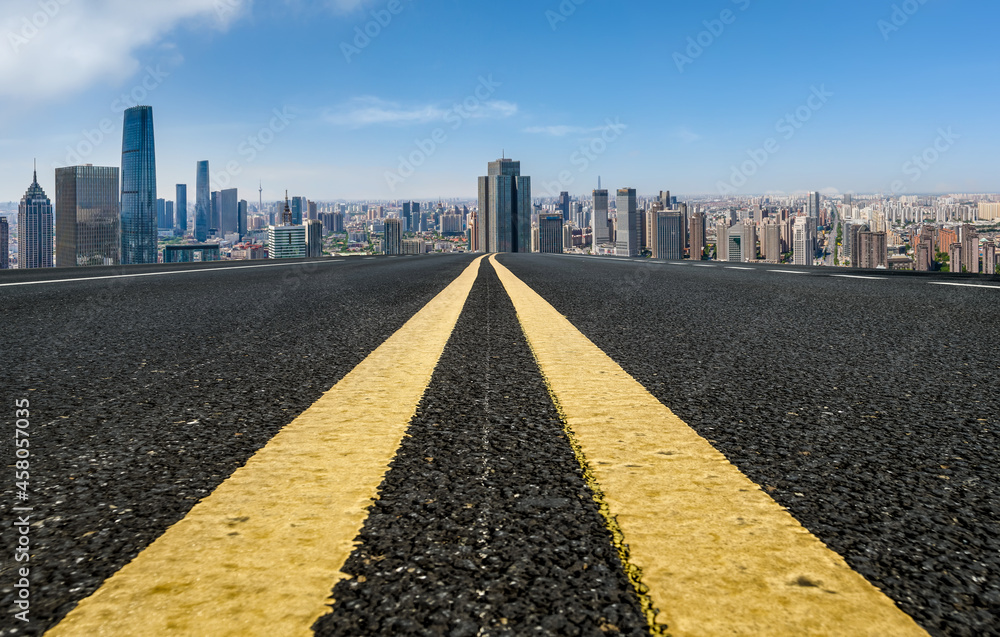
[47,256,486,637]
[490,255,927,637]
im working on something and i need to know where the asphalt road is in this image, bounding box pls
[499,253,1000,637]
[0,255,476,636]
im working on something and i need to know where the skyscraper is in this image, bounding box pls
[220,188,239,236]
[961,225,979,274]
[156,198,168,230]
[615,188,639,257]
[291,197,305,225]
[120,106,157,264]
[808,191,821,220]
[18,168,54,269]
[55,165,120,267]
[0,217,9,269]
[654,212,684,260]
[211,191,221,235]
[690,212,706,260]
[238,199,248,237]
[175,184,188,233]
[793,217,814,266]
[858,231,888,269]
[305,219,323,257]
[592,187,610,245]
[477,158,531,253]
[402,202,411,231]
[384,218,403,255]
[195,161,210,242]
[538,214,564,254]
[558,192,570,221]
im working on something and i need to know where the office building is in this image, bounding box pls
[211,191,222,236]
[163,244,220,263]
[858,231,888,269]
[727,224,743,262]
[220,188,239,236]
[291,197,306,225]
[0,217,8,269]
[120,105,157,264]
[793,217,814,266]
[384,218,403,255]
[238,200,248,237]
[654,212,684,260]
[55,165,120,267]
[195,161,210,242]
[477,157,531,253]
[538,214,564,254]
[268,225,306,259]
[308,201,318,221]
[403,238,427,255]
[402,202,412,231]
[689,212,705,260]
[176,184,188,233]
[305,219,323,257]
[592,187,610,246]
[763,221,781,263]
[156,198,169,230]
[808,191,821,220]
[558,192,570,220]
[18,168,54,269]
[615,188,639,257]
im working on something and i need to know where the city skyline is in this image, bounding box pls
[1,1,998,201]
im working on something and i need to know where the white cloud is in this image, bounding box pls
[675,127,702,143]
[522,125,606,137]
[0,0,247,100]
[325,96,518,128]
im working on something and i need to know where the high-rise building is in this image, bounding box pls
[948,243,963,273]
[384,218,403,255]
[18,168,54,269]
[156,198,169,230]
[195,161,210,242]
[291,197,305,225]
[743,221,758,262]
[615,188,639,257]
[763,221,781,263]
[0,217,9,269]
[402,202,412,231]
[793,217,814,266]
[727,224,744,262]
[305,219,323,257]
[220,188,239,236]
[120,105,157,264]
[238,200,248,238]
[961,225,979,274]
[689,212,706,261]
[592,188,610,245]
[982,241,997,275]
[538,214,564,254]
[308,200,318,221]
[858,231,888,269]
[55,165,120,267]
[716,221,729,261]
[654,212,684,260]
[558,192,570,221]
[211,191,222,236]
[808,191,821,220]
[477,158,531,253]
[165,201,174,231]
[175,184,188,233]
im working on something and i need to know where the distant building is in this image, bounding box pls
[305,219,323,257]
[538,214,564,254]
[742,221,757,262]
[440,213,464,236]
[558,191,570,220]
[120,105,157,264]
[0,217,8,269]
[156,198,169,230]
[238,199,248,238]
[163,244,220,263]
[983,241,997,274]
[948,243,962,273]
[176,184,188,233]
[727,224,743,262]
[217,189,237,236]
[268,225,306,259]
[211,191,221,236]
[961,225,979,274]
[763,221,780,263]
[716,221,729,262]
[384,218,403,255]
[615,188,639,257]
[807,191,821,220]
[291,197,306,225]
[858,231,888,269]
[689,212,706,260]
[477,157,531,253]
[654,212,684,260]
[18,168,54,269]
[195,161,210,242]
[55,165,120,267]
[402,238,427,255]
[592,187,610,246]
[792,216,813,266]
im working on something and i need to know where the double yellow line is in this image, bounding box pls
[49,255,926,637]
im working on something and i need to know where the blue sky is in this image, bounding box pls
[0,0,996,202]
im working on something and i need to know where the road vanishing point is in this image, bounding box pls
[2,254,998,636]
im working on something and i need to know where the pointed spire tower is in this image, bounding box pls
[282,190,292,225]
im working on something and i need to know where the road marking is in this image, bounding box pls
[692,264,716,268]
[768,269,809,275]
[0,260,341,288]
[665,263,688,266]
[928,281,1000,290]
[490,255,927,637]
[832,275,888,281]
[48,256,487,637]
[725,266,756,271]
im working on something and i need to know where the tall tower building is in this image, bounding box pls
[238,199,248,237]
[654,212,684,260]
[156,198,169,230]
[477,157,531,253]
[55,165,120,267]
[18,168,54,269]
[220,188,239,236]
[0,217,9,269]
[808,191,821,220]
[592,187,610,245]
[689,212,706,260]
[211,191,221,235]
[793,216,814,266]
[176,184,188,233]
[558,192,570,221]
[195,161,210,242]
[615,188,639,257]
[538,214,564,254]
[120,105,157,264]
[384,218,403,255]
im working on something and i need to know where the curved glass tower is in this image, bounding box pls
[195,161,210,242]
[120,106,157,264]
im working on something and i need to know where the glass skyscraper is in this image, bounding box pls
[477,158,531,253]
[55,165,120,267]
[195,161,210,242]
[120,106,157,264]
[176,184,188,233]
[18,169,54,269]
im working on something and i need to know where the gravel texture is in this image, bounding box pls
[500,254,1000,637]
[0,255,476,636]
[314,261,649,637]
